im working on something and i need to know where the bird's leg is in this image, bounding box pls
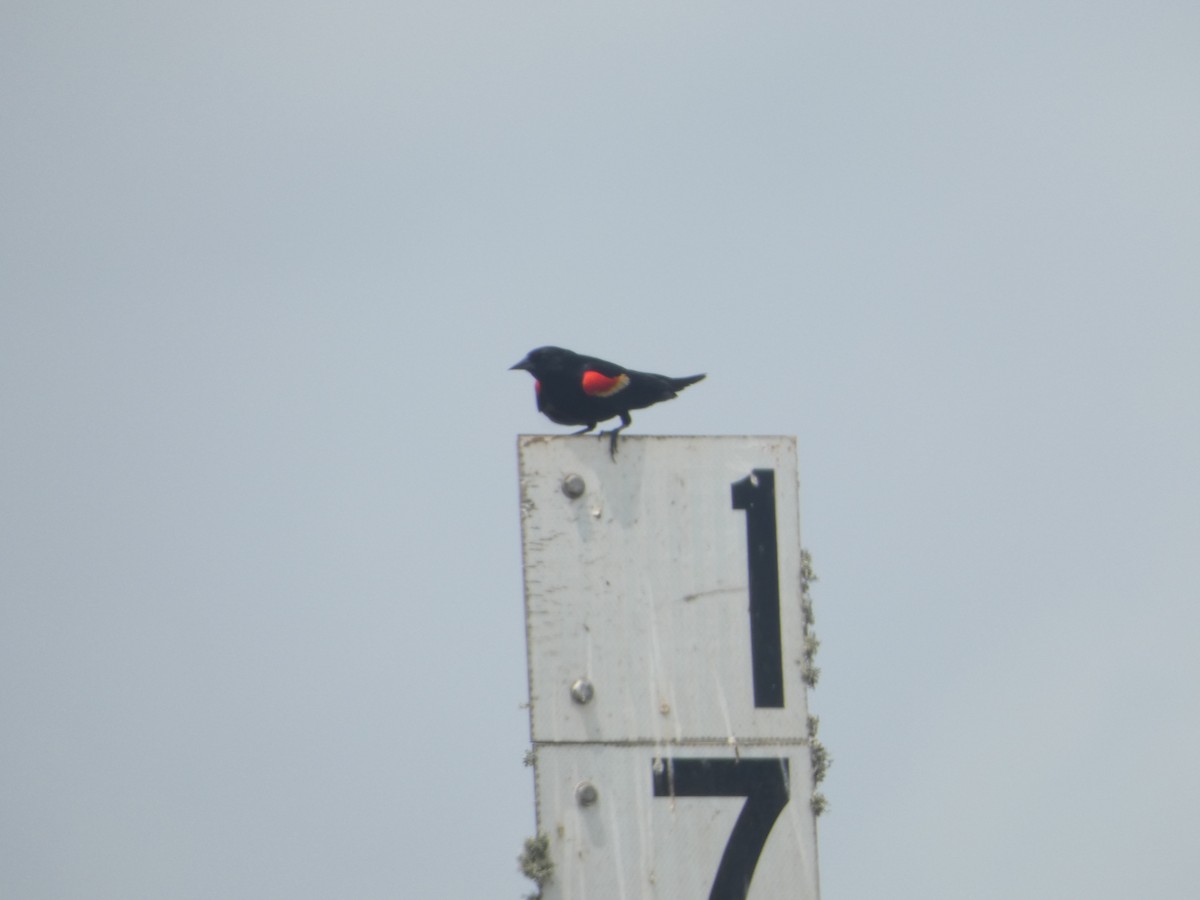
[601,412,632,460]
[571,423,597,435]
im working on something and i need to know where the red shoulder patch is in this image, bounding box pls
[581,370,631,397]
[534,379,541,394]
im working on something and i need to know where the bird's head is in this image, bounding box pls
[509,346,572,378]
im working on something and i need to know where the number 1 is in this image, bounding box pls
[731,469,784,709]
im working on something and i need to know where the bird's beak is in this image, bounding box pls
[510,357,531,371]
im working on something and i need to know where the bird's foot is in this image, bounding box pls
[598,428,622,460]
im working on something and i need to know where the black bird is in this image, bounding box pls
[510,346,705,458]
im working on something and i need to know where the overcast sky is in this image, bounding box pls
[3,2,1198,898]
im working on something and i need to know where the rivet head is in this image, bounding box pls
[575,781,599,807]
[561,474,585,499]
[570,678,595,704]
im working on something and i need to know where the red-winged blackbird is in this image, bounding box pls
[510,346,706,458]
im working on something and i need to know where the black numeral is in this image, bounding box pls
[653,757,790,900]
[731,469,784,708]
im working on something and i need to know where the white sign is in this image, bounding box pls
[518,435,820,900]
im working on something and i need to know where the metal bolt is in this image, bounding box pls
[570,678,595,704]
[561,474,585,499]
[575,781,599,807]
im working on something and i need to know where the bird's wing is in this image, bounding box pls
[574,354,632,398]
[580,369,631,397]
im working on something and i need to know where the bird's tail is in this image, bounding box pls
[669,373,706,391]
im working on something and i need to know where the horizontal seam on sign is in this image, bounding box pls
[531,738,810,748]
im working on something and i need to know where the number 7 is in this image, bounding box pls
[653,757,790,900]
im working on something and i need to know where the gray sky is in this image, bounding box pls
[3,2,1198,898]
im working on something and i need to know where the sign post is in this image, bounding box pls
[518,435,820,900]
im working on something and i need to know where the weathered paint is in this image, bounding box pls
[535,744,819,900]
[518,435,820,900]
